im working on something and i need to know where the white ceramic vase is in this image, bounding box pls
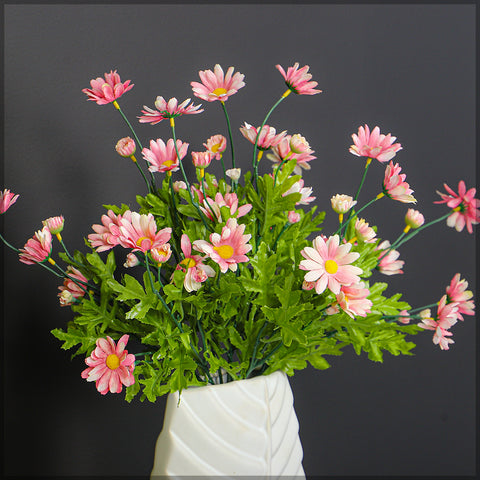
[151,370,305,478]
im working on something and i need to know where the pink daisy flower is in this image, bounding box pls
[445,273,475,320]
[336,282,372,318]
[118,212,172,253]
[203,134,227,160]
[376,240,404,275]
[267,135,316,174]
[276,63,322,96]
[82,70,133,106]
[81,335,135,395]
[382,161,416,204]
[177,234,215,292]
[299,234,362,295]
[18,226,53,265]
[58,266,88,306]
[191,64,245,102]
[141,138,188,174]
[138,96,203,125]
[435,181,480,234]
[193,217,252,273]
[200,192,252,223]
[349,125,402,163]
[0,189,19,214]
[88,210,131,252]
[418,295,459,351]
[239,122,287,151]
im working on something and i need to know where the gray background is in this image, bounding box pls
[3,3,476,477]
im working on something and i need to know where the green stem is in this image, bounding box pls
[0,232,20,253]
[201,176,218,221]
[255,340,284,374]
[170,121,214,232]
[336,193,384,237]
[220,101,234,173]
[273,153,294,187]
[273,222,291,251]
[246,322,267,378]
[343,157,373,229]
[57,236,74,262]
[147,258,214,384]
[393,212,452,250]
[252,95,287,189]
[354,158,372,202]
[112,101,155,191]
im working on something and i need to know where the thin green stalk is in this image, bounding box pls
[354,158,373,202]
[393,212,452,250]
[201,176,218,221]
[252,94,288,189]
[410,302,439,313]
[220,100,234,173]
[273,154,294,187]
[0,232,20,253]
[343,157,373,229]
[112,101,155,191]
[57,235,74,262]
[272,222,291,251]
[254,340,284,375]
[246,322,267,378]
[336,193,384,237]
[147,258,214,384]
[170,120,214,232]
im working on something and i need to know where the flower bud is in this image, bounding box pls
[151,244,172,265]
[288,211,301,224]
[124,253,140,268]
[0,189,19,214]
[115,137,136,157]
[331,194,357,214]
[173,181,187,192]
[203,134,227,160]
[43,216,65,234]
[405,208,425,229]
[354,218,376,242]
[302,280,315,291]
[192,151,213,169]
[59,289,75,306]
[225,168,241,182]
[398,309,411,324]
[289,134,312,154]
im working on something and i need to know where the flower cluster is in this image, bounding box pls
[1,62,477,401]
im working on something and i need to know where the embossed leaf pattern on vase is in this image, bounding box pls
[151,371,305,478]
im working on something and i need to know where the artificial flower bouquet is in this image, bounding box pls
[1,63,477,402]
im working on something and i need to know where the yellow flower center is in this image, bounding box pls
[106,354,120,370]
[136,236,152,248]
[325,259,339,274]
[181,257,196,268]
[211,144,220,153]
[214,244,234,259]
[163,159,175,168]
[213,87,228,96]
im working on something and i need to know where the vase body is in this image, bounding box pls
[151,370,305,478]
